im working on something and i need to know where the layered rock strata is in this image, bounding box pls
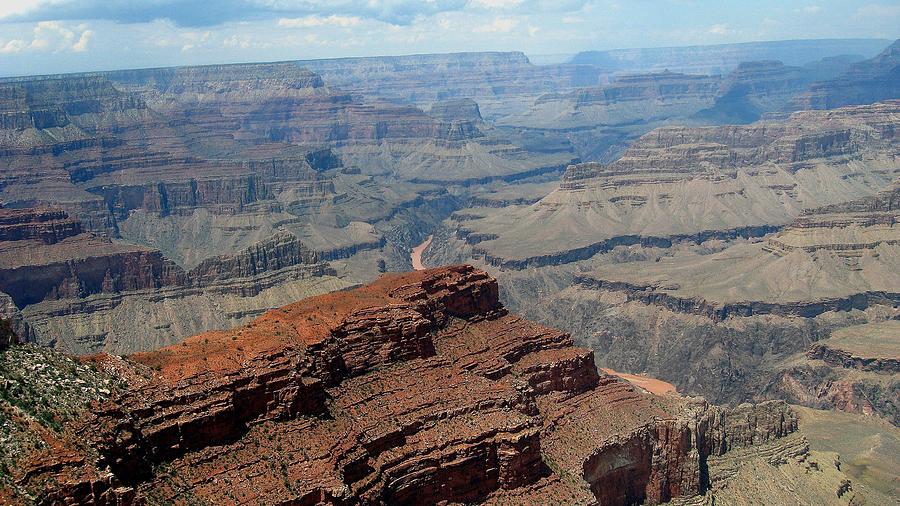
[292,51,602,119]
[768,320,900,424]
[0,61,575,237]
[0,59,581,352]
[467,183,900,423]
[0,208,378,353]
[572,180,899,317]
[5,266,806,505]
[499,71,722,129]
[448,101,900,269]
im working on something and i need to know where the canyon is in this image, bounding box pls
[0,37,898,504]
[426,100,900,423]
[0,58,584,354]
[0,266,877,505]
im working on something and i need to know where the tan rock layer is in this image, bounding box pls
[806,344,900,374]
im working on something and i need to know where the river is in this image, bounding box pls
[411,235,433,270]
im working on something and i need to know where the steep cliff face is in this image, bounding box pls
[0,317,15,349]
[103,61,484,147]
[458,180,900,423]
[768,320,900,424]
[451,101,899,269]
[3,266,807,505]
[0,75,150,150]
[0,208,82,243]
[0,208,182,306]
[0,207,378,353]
[106,62,325,93]
[293,51,602,119]
[500,71,722,129]
[0,209,357,307]
[0,59,576,242]
[185,231,321,285]
[806,342,899,374]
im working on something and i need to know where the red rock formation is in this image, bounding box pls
[0,208,82,244]
[0,209,352,311]
[806,344,899,374]
[7,266,802,505]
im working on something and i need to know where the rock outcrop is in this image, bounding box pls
[0,317,15,349]
[0,58,583,353]
[768,320,900,424]
[0,208,82,243]
[500,71,722,129]
[3,266,806,505]
[0,208,376,352]
[293,51,602,119]
[806,343,899,374]
[450,101,899,269]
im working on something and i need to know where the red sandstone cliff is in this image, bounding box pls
[4,266,802,505]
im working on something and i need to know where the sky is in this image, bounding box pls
[0,0,898,77]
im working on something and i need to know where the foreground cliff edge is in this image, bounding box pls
[0,266,876,505]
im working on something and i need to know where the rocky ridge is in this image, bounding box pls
[447,101,899,269]
[0,207,375,353]
[423,102,899,429]
[768,319,900,424]
[499,71,722,130]
[0,59,582,353]
[2,266,821,505]
[292,51,602,119]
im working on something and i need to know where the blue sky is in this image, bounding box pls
[0,1,898,77]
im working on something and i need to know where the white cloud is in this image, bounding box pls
[474,17,518,33]
[222,33,275,50]
[277,15,362,28]
[470,0,525,8]
[802,5,822,14]
[5,20,96,53]
[0,39,28,53]
[223,34,245,48]
[29,37,50,50]
[72,29,93,51]
[708,24,730,35]
[0,0,46,19]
